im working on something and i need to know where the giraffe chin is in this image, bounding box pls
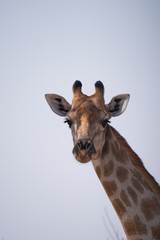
[73,152,92,163]
[72,140,96,163]
[72,146,96,163]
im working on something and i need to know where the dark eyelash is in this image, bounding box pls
[102,119,110,128]
[64,119,72,128]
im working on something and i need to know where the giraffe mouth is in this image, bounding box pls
[72,139,96,163]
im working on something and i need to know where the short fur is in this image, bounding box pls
[111,126,160,200]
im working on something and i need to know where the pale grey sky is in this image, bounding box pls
[0,1,160,240]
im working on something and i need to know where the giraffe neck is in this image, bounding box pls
[91,125,160,240]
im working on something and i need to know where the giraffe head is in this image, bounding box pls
[45,81,130,163]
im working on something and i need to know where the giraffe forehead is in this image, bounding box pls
[76,114,89,137]
[73,101,101,122]
[80,114,89,125]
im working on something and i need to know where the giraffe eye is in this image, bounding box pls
[64,118,72,128]
[102,119,110,128]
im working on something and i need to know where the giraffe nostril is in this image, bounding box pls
[85,141,91,149]
[77,139,92,150]
[78,141,82,149]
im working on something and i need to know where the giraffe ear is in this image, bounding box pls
[106,94,130,117]
[45,94,71,116]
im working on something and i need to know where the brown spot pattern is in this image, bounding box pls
[131,169,152,192]
[152,223,160,240]
[116,166,128,182]
[120,189,131,207]
[131,177,144,193]
[112,141,127,164]
[127,186,138,204]
[131,169,142,181]
[112,198,126,219]
[102,140,110,156]
[102,126,112,156]
[95,166,101,179]
[104,160,114,177]
[133,214,147,235]
[103,181,117,197]
[123,219,136,236]
[141,197,160,221]
[142,179,152,191]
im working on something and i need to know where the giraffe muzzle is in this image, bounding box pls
[72,138,96,163]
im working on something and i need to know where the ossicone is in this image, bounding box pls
[73,80,82,95]
[95,81,104,95]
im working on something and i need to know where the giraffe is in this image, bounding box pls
[45,81,160,240]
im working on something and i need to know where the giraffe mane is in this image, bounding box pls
[111,126,160,200]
